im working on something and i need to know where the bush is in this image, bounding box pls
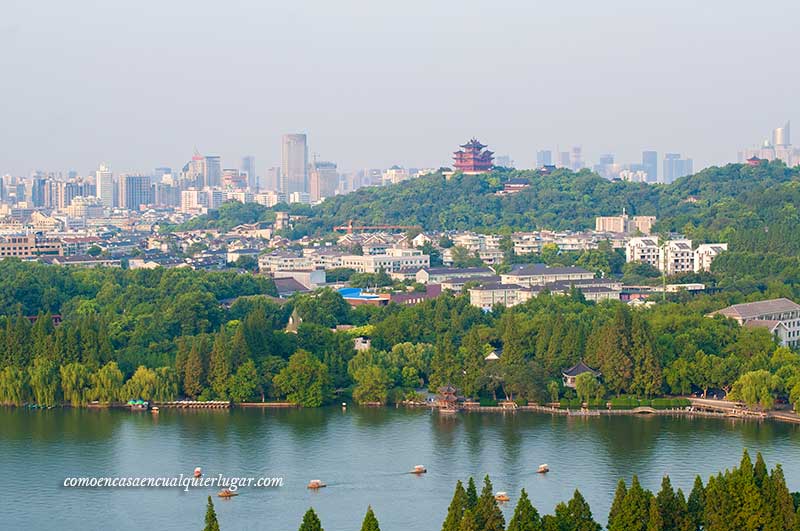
[514,398,528,406]
[479,398,498,407]
[587,398,606,409]
[559,398,570,409]
[610,397,638,409]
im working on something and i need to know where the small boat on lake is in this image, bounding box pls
[537,464,550,474]
[194,467,202,478]
[151,406,159,414]
[217,489,238,498]
[307,479,326,489]
[495,492,510,502]
[410,465,427,474]
[127,399,149,411]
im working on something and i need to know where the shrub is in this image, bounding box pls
[479,398,498,407]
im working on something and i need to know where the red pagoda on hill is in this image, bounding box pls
[453,138,494,174]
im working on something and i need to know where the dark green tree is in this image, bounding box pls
[475,475,505,531]
[360,506,381,531]
[442,480,467,531]
[507,488,541,531]
[298,508,323,531]
[204,496,221,531]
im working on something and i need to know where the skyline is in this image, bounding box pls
[2,1,800,175]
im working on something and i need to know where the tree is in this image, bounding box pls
[574,372,601,404]
[360,506,381,531]
[352,365,392,405]
[90,361,123,403]
[458,510,479,531]
[608,479,627,530]
[729,370,782,410]
[227,359,259,403]
[120,366,159,401]
[475,475,505,531]
[567,489,601,531]
[273,350,332,407]
[508,488,541,531]
[204,496,220,531]
[298,508,323,531]
[686,476,705,531]
[647,497,663,531]
[465,477,478,510]
[28,355,60,407]
[610,476,650,531]
[0,365,29,405]
[208,330,231,399]
[442,480,468,531]
[59,362,91,406]
[183,339,205,399]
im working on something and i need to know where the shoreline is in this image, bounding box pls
[5,399,800,425]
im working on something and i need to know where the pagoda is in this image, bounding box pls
[453,138,494,174]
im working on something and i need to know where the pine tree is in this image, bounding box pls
[611,476,650,531]
[458,509,479,531]
[567,490,600,531]
[475,475,505,531]
[360,506,380,531]
[507,488,541,531]
[732,449,766,531]
[764,464,798,531]
[298,508,323,531]
[655,475,683,531]
[686,476,705,531]
[466,477,479,510]
[753,452,768,490]
[442,480,467,531]
[208,329,231,399]
[608,479,628,530]
[204,496,220,531]
[184,339,204,399]
[229,325,250,371]
[647,497,663,531]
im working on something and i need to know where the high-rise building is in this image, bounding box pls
[494,155,515,168]
[536,150,552,168]
[154,167,172,183]
[204,156,221,188]
[265,167,281,191]
[558,151,570,168]
[222,169,247,190]
[773,121,791,147]
[662,153,693,184]
[281,134,308,194]
[95,164,115,207]
[569,146,583,171]
[241,156,257,191]
[119,174,152,211]
[309,161,338,202]
[642,151,658,183]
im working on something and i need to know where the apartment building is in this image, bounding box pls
[0,234,63,259]
[709,298,800,348]
[339,252,430,274]
[500,263,594,287]
[625,237,660,269]
[662,239,695,275]
[694,243,728,272]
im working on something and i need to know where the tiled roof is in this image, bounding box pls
[712,298,800,320]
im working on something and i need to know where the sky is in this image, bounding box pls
[1,0,799,176]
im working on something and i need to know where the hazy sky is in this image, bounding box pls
[1,0,798,176]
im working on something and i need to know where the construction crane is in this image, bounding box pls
[333,219,422,234]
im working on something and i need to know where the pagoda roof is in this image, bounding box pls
[459,138,487,149]
[561,360,600,377]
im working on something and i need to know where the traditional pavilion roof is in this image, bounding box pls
[561,360,600,377]
[460,138,487,150]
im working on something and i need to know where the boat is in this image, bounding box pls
[410,465,427,474]
[151,406,159,414]
[439,408,457,414]
[537,464,550,474]
[307,479,327,489]
[217,489,238,498]
[194,467,203,478]
[127,399,149,410]
[495,492,510,502]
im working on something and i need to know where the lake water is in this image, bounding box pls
[2,407,799,531]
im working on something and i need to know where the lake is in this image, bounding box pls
[1,407,799,530]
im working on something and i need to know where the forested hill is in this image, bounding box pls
[173,161,799,245]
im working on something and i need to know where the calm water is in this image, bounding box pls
[1,407,799,531]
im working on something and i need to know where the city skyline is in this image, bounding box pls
[2,1,800,175]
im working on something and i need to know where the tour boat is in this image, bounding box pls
[410,465,427,474]
[194,467,202,478]
[495,492,510,502]
[151,406,159,414]
[307,479,326,489]
[537,464,550,474]
[217,489,238,498]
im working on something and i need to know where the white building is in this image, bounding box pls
[661,239,694,275]
[625,237,660,269]
[694,243,728,272]
[709,298,800,348]
[339,252,430,274]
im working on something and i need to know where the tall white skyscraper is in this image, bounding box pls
[281,134,308,194]
[773,121,791,147]
[95,163,114,207]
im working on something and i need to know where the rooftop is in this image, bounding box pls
[711,298,800,320]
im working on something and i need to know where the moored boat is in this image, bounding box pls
[217,489,238,498]
[307,479,326,489]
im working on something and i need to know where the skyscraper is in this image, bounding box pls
[241,156,257,191]
[569,146,583,171]
[204,156,221,188]
[536,150,552,167]
[95,163,115,207]
[281,134,308,194]
[642,151,658,183]
[662,153,693,184]
[265,167,281,192]
[309,160,338,202]
[773,121,791,147]
[119,174,152,211]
